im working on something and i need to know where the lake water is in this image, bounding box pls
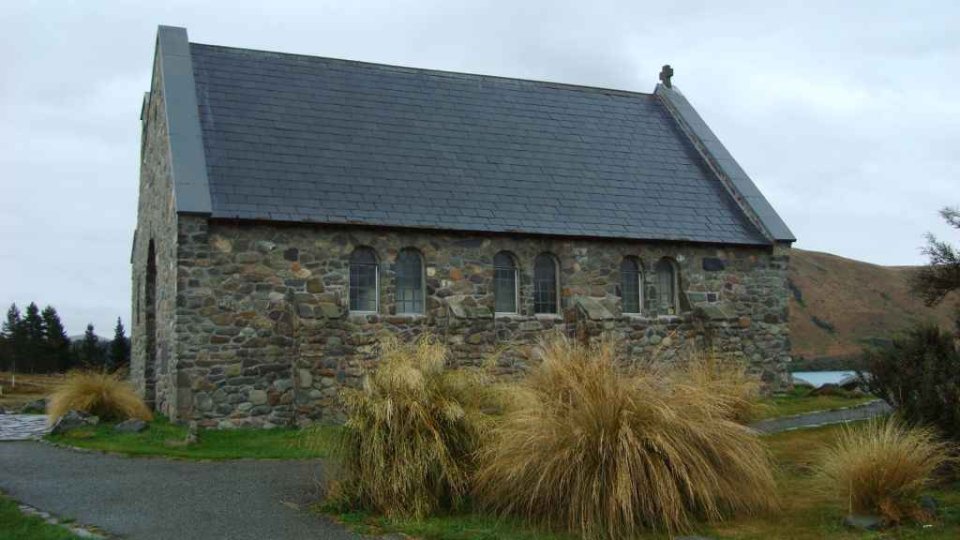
[791,370,856,387]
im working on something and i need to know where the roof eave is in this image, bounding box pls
[156,25,212,216]
[655,83,795,244]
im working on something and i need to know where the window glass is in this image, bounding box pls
[396,249,424,314]
[534,253,558,314]
[655,258,677,315]
[620,258,642,314]
[350,248,378,312]
[494,252,518,313]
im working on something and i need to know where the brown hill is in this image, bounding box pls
[788,249,956,365]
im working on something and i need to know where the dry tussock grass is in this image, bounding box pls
[47,371,152,423]
[474,335,778,538]
[674,349,764,423]
[817,418,952,524]
[325,334,496,519]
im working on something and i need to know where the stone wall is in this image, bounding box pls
[129,53,181,418]
[168,219,791,428]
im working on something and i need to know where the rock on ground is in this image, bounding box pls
[50,410,99,435]
[20,398,46,414]
[843,514,884,531]
[114,419,148,433]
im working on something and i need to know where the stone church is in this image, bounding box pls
[132,26,795,428]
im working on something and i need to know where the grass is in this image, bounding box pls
[0,495,82,540]
[324,423,960,540]
[816,419,952,524]
[316,334,497,518]
[756,386,876,420]
[47,371,152,422]
[47,416,342,460]
[324,506,575,540]
[0,371,62,409]
[706,424,960,540]
[474,336,777,537]
[675,349,762,423]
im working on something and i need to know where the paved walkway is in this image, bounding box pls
[0,441,358,540]
[0,413,48,440]
[750,399,893,434]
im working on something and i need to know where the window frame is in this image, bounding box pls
[533,252,560,315]
[619,256,644,315]
[395,248,425,315]
[349,247,380,314]
[493,251,520,315]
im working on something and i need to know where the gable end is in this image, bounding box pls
[655,83,795,243]
[156,26,212,215]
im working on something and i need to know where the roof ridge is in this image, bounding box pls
[189,42,655,99]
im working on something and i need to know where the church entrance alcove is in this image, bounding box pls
[144,239,158,409]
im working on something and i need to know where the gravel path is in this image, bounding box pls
[0,414,49,440]
[0,441,358,539]
[750,399,893,434]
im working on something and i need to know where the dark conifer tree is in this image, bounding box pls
[109,317,130,371]
[22,303,45,372]
[80,323,101,369]
[41,306,71,372]
[1,304,23,371]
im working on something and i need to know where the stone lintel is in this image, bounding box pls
[693,302,737,321]
[573,296,615,321]
[445,295,493,319]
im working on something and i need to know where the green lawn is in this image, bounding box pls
[324,508,576,540]
[0,495,82,540]
[755,387,876,420]
[46,417,341,460]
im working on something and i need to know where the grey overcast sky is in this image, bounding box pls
[1,1,957,335]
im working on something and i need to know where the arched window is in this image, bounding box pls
[655,258,678,315]
[534,253,559,314]
[620,257,643,314]
[494,251,518,314]
[349,247,379,312]
[395,248,424,314]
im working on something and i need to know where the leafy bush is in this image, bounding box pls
[324,335,495,519]
[860,324,960,439]
[817,418,952,523]
[47,371,152,423]
[473,336,778,537]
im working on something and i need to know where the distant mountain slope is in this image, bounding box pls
[789,249,956,364]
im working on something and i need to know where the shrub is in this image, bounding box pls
[473,336,778,537]
[326,334,495,519]
[860,324,960,439]
[47,371,152,423]
[817,418,952,524]
[675,350,763,423]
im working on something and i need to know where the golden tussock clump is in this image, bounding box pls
[672,349,764,423]
[473,335,778,538]
[47,371,153,423]
[324,334,497,519]
[817,418,952,524]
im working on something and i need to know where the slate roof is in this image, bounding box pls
[188,43,773,245]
